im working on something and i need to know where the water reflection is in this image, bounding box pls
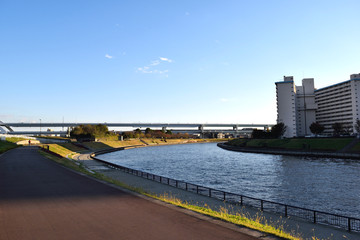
[100,143,360,218]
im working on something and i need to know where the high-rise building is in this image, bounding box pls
[275,77,316,137]
[275,73,360,137]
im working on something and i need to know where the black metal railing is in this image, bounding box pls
[91,149,360,233]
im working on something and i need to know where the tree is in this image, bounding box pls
[355,119,360,134]
[145,128,153,134]
[309,122,324,135]
[70,124,110,140]
[271,122,286,138]
[332,122,343,136]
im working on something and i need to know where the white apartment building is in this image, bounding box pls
[315,74,360,135]
[275,77,316,138]
[275,73,360,137]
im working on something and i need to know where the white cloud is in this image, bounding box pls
[137,57,173,75]
[150,60,160,66]
[105,54,113,59]
[160,57,172,63]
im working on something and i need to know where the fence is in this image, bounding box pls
[91,148,360,232]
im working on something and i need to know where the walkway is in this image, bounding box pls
[0,147,261,240]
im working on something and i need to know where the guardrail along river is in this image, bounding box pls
[99,143,360,219]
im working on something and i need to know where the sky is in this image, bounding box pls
[1,0,359,124]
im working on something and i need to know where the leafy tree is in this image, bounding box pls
[355,119,360,134]
[70,124,110,140]
[166,130,173,135]
[332,122,343,136]
[271,122,286,138]
[145,128,153,134]
[309,122,324,135]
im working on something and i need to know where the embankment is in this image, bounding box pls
[218,140,360,159]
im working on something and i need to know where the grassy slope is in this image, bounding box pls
[351,141,360,152]
[228,138,353,152]
[0,141,18,153]
[5,137,27,143]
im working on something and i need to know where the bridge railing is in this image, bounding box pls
[90,149,360,233]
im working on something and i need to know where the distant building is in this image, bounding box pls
[275,73,360,137]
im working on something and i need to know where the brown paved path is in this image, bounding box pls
[0,147,260,240]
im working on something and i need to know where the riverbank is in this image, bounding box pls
[219,138,360,159]
[75,147,360,240]
[40,141,360,239]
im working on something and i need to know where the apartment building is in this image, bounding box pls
[275,73,360,137]
[275,77,316,137]
[315,74,360,135]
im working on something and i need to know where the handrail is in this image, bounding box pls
[90,148,360,232]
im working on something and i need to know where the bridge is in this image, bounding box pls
[0,122,274,136]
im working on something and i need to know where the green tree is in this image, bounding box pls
[355,119,360,134]
[145,128,152,134]
[309,122,325,135]
[271,122,286,138]
[332,122,343,136]
[70,124,110,140]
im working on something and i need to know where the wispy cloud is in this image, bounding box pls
[137,57,173,75]
[105,54,113,59]
[159,57,172,63]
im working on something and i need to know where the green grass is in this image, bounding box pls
[41,146,306,240]
[351,142,360,152]
[228,138,353,152]
[5,137,27,143]
[0,141,18,153]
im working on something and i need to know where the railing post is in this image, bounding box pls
[153,174,155,181]
[240,196,243,205]
[160,176,162,183]
[196,185,199,194]
[261,200,264,211]
[167,178,169,185]
[176,180,178,188]
[209,189,211,197]
[223,192,226,201]
[314,211,317,223]
[348,218,351,232]
[285,205,288,217]
[186,183,188,191]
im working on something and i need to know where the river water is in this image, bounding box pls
[99,143,360,218]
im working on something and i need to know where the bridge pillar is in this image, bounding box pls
[198,125,204,138]
[162,127,167,132]
[233,125,238,131]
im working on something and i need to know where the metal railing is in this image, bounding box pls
[91,149,360,232]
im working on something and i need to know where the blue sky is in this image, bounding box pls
[1,0,359,124]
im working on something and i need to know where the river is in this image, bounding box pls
[99,142,360,219]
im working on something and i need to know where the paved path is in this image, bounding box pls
[0,147,262,240]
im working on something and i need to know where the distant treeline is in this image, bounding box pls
[122,128,193,139]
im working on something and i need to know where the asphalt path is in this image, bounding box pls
[0,147,260,240]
